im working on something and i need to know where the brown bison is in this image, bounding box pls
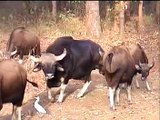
[129,43,154,91]
[0,59,38,120]
[100,43,154,110]
[6,27,41,64]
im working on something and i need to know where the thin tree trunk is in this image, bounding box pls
[125,1,131,23]
[119,1,125,35]
[52,1,57,21]
[156,1,160,24]
[86,1,101,38]
[138,1,143,33]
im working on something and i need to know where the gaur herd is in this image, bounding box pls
[0,27,155,120]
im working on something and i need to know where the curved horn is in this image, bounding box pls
[99,48,104,57]
[30,56,41,63]
[139,60,142,66]
[10,49,17,56]
[149,60,155,69]
[54,48,67,61]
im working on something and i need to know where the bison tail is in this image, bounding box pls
[27,79,38,88]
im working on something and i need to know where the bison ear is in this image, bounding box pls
[135,64,141,70]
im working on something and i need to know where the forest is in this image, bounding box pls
[0,1,159,120]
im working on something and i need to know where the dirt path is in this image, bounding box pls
[0,22,159,120]
[0,67,159,120]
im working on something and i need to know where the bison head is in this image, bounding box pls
[30,48,67,79]
[135,60,154,80]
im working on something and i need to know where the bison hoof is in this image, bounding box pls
[116,102,120,106]
[147,88,151,92]
[110,106,116,111]
[56,98,63,103]
[56,100,63,103]
[18,59,23,64]
[50,98,55,103]
[76,94,83,98]
[136,86,140,89]
[128,100,132,105]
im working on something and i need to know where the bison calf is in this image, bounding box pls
[0,59,38,120]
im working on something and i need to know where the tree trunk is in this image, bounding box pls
[156,1,160,24]
[124,1,131,23]
[138,1,143,33]
[86,1,101,38]
[52,1,57,21]
[25,1,32,14]
[119,1,125,35]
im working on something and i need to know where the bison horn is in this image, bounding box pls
[99,48,104,57]
[10,49,17,56]
[139,60,142,66]
[149,60,155,69]
[30,56,42,63]
[54,48,67,61]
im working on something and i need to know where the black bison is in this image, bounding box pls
[6,27,41,64]
[31,36,104,102]
[100,43,154,110]
[0,59,38,120]
[129,44,154,91]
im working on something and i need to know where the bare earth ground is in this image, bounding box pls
[0,21,159,120]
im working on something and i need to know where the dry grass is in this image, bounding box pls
[0,12,159,120]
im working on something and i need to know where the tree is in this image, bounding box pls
[124,1,131,23]
[138,1,143,33]
[24,1,32,14]
[86,1,101,38]
[52,1,57,21]
[119,1,125,35]
[156,1,160,24]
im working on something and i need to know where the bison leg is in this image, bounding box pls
[115,87,121,105]
[46,78,54,102]
[57,77,67,103]
[47,87,54,102]
[17,106,22,120]
[145,80,151,91]
[77,80,92,98]
[0,92,2,110]
[57,83,67,103]
[11,105,17,120]
[109,87,116,110]
[0,101,2,111]
[0,103,2,110]
[135,78,140,88]
[126,85,132,104]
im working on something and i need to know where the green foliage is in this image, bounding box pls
[58,10,75,22]
[70,0,81,3]
[144,14,155,26]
